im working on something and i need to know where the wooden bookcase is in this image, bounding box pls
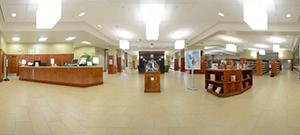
[270,60,281,77]
[256,59,269,76]
[205,69,253,97]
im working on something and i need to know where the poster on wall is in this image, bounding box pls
[185,50,201,69]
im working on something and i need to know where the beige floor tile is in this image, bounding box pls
[141,128,168,135]
[15,122,34,135]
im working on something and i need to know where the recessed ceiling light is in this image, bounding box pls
[255,44,269,49]
[78,12,86,17]
[218,12,225,17]
[11,13,17,17]
[170,30,190,39]
[81,41,91,45]
[97,25,102,28]
[12,37,20,42]
[116,30,133,39]
[286,13,291,18]
[65,36,76,41]
[269,37,286,43]
[39,37,48,42]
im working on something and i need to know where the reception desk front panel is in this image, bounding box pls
[19,66,103,87]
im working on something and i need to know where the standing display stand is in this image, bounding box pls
[185,50,202,91]
[188,67,198,91]
[144,71,160,92]
[3,57,9,81]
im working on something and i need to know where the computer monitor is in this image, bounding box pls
[72,59,79,65]
[92,57,99,65]
[79,58,87,66]
[33,60,41,66]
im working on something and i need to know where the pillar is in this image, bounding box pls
[108,47,117,74]
[117,49,122,72]
[174,52,179,71]
[180,49,185,72]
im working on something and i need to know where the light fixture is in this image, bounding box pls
[12,37,20,42]
[269,37,285,43]
[170,30,189,39]
[116,30,133,39]
[243,0,268,30]
[250,51,257,57]
[218,12,225,17]
[141,4,164,40]
[247,48,258,51]
[11,13,17,17]
[226,44,237,52]
[174,40,185,50]
[97,25,102,28]
[258,49,266,55]
[65,36,76,41]
[255,44,269,48]
[273,44,280,52]
[81,41,91,45]
[219,35,242,43]
[78,12,86,17]
[36,0,62,29]
[119,40,130,50]
[39,37,48,42]
[286,13,291,18]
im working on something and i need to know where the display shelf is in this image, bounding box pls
[256,59,269,76]
[205,69,253,97]
[270,60,281,77]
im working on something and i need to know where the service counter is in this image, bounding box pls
[19,66,103,87]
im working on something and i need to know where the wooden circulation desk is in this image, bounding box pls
[19,66,103,87]
[205,69,253,97]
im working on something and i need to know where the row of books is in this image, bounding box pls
[209,74,236,82]
[207,84,222,94]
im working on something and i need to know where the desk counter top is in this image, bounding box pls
[19,66,103,87]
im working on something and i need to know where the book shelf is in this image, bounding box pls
[205,69,253,97]
[256,60,269,76]
[270,60,281,77]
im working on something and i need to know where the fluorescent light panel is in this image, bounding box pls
[259,49,266,55]
[226,44,237,52]
[243,0,268,30]
[220,35,241,43]
[81,41,91,45]
[39,37,48,42]
[146,23,159,40]
[36,0,62,29]
[12,37,20,42]
[174,40,185,50]
[11,13,17,17]
[65,36,76,41]
[119,40,130,50]
[251,51,257,57]
[273,44,280,52]
[218,12,225,17]
[116,30,133,39]
[78,12,86,16]
[269,37,285,43]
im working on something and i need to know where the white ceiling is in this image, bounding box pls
[1,0,300,51]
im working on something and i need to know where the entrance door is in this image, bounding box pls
[8,55,18,73]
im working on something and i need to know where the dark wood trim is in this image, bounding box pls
[180,57,185,72]
[117,57,122,72]
[174,59,179,71]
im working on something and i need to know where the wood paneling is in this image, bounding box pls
[144,71,160,92]
[19,66,103,87]
[108,55,115,74]
[7,54,74,74]
[117,57,122,72]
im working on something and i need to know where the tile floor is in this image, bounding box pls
[0,70,300,135]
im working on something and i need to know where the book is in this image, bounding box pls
[231,75,236,82]
[210,74,216,81]
[208,84,214,90]
[215,87,222,94]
